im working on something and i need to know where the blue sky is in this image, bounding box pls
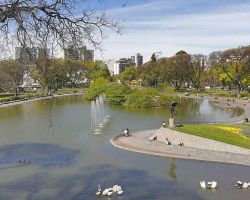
[93,0,250,61]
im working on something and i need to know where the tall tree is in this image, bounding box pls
[120,67,136,83]
[217,60,250,94]
[185,61,205,94]
[168,51,190,90]
[0,0,121,51]
[0,60,24,96]
[151,53,157,62]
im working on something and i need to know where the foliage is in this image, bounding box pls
[175,124,250,149]
[212,60,250,93]
[0,59,24,96]
[105,83,131,105]
[84,77,109,101]
[88,61,111,81]
[124,88,173,108]
[151,53,157,62]
[120,67,136,83]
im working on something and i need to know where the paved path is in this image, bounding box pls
[111,128,250,166]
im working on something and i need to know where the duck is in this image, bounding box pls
[95,184,102,196]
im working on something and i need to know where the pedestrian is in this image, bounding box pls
[126,128,130,136]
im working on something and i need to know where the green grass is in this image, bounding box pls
[55,87,85,94]
[174,123,250,149]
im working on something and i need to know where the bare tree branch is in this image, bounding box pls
[0,0,122,53]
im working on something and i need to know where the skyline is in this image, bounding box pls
[94,0,250,61]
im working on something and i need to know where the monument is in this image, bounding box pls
[169,102,177,128]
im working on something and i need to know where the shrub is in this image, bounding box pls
[105,83,131,105]
[125,92,153,108]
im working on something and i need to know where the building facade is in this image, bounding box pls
[136,53,143,66]
[15,47,49,63]
[114,57,136,75]
[63,46,94,61]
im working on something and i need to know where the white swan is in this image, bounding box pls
[211,181,217,189]
[200,181,206,189]
[242,182,249,189]
[102,189,109,196]
[117,190,124,195]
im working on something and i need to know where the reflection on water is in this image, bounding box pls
[0,143,79,169]
[0,95,248,200]
[169,158,177,180]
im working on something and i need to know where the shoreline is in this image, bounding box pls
[181,95,250,123]
[0,92,83,108]
[111,95,250,165]
[111,129,250,166]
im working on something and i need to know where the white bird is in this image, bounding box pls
[242,182,249,189]
[117,190,124,195]
[95,184,102,196]
[211,181,217,189]
[200,181,206,189]
[102,189,109,196]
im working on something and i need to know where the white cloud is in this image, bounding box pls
[96,2,250,61]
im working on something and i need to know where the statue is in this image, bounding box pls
[169,102,178,118]
[169,102,177,128]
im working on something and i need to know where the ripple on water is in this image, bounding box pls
[0,143,79,169]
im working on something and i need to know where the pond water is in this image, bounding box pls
[0,95,249,200]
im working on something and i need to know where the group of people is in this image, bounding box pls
[166,138,184,147]
[122,128,130,137]
[178,142,184,146]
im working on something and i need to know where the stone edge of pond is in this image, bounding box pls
[0,92,84,108]
[110,129,250,166]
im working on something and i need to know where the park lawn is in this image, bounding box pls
[174,123,250,149]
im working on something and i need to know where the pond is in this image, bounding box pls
[0,95,249,200]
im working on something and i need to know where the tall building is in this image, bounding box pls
[84,49,94,61]
[63,46,94,61]
[131,56,135,64]
[15,47,49,63]
[114,58,136,75]
[191,54,209,69]
[136,53,143,66]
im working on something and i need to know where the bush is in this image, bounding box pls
[125,92,153,108]
[124,88,175,108]
[84,77,109,101]
[105,83,131,105]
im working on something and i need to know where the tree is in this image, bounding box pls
[185,61,205,94]
[32,58,60,94]
[151,53,157,62]
[64,60,88,88]
[0,0,121,50]
[0,60,24,96]
[168,51,190,90]
[88,61,111,81]
[217,60,250,94]
[120,67,136,83]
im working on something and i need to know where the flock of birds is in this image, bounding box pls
[200,180,250,189]
[96,184,123,197]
